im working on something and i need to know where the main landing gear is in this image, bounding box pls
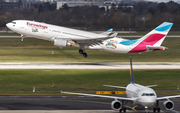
[79,49,87,58]
[119,100,126,113]
[79,44,87,58]
[153,100,160,112]
[119,107,126,112]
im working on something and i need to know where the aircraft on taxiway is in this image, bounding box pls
[62,57,180,113]
[6,20,173,58]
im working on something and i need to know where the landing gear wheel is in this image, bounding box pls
[79,49,83,54]
[153,107,156,112]
[157,107,160,112]
[145,106,149,113]
[83,53,87,58]
[21,34,24,42]
[123,107,126,112]
[119,107,126,113]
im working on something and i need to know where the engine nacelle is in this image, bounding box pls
[111,100,122,111]
[163,100,174,110]
[54,38,67,47]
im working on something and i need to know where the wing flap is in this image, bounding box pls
[73,32,118,46]
[75,39,103,46]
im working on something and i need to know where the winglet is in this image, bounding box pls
[100,28,113,35]
[130,57,135,84]
[106,28,113,33]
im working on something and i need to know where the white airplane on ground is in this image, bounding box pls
[6,20,173,58]
[61,57,180,113]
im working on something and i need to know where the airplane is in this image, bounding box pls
[6,20,173,58]
[61,57,180,113]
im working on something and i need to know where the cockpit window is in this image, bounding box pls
[11,22,16,24]
[142,93,155,96]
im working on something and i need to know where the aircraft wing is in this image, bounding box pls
[61,91,135,101]
[74,32,118,46]
[103,85,126,89]
[51,32,118,47]
[146,85,157,88]
[157,95,180,100]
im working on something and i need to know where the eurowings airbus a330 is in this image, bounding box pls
[6,20,173,58]
[62,57,180,113]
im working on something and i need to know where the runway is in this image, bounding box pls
[0,62,180,69]
[0,95,179,113]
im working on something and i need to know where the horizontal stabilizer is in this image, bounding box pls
[103,85,126,89]
[146,45,167,50]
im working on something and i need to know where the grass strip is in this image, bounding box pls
[0,69,179,95]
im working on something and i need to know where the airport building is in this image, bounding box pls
[0,1,19,11]
[57,0,104,10]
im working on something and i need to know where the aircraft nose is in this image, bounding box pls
[141,97,156,106]
[6,23,11,28]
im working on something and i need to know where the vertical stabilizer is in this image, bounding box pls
[129,22,173,53]
[130,57,135,84]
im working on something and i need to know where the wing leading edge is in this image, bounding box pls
[61,91,136,101]
[157,95,180,100]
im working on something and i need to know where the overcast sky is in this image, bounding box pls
[145,0,180,2]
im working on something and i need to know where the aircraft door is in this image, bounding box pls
[20,22,24,29]
[43,25,48,33]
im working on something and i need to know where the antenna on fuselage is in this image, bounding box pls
[130,56,135,84]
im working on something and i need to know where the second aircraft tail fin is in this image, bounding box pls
[130,56,135,84]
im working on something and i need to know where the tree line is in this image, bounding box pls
[2,1,180,30]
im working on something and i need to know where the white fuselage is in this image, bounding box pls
[126,83,157,107]
[7,20,107,40]
[6,20,134,53]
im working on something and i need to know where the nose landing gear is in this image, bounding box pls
[21,34,24,42]
[145,106,149,113]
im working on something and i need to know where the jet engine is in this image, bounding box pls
[54,38,67,47]
[163,100,174,110]
[111,100,122,111]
